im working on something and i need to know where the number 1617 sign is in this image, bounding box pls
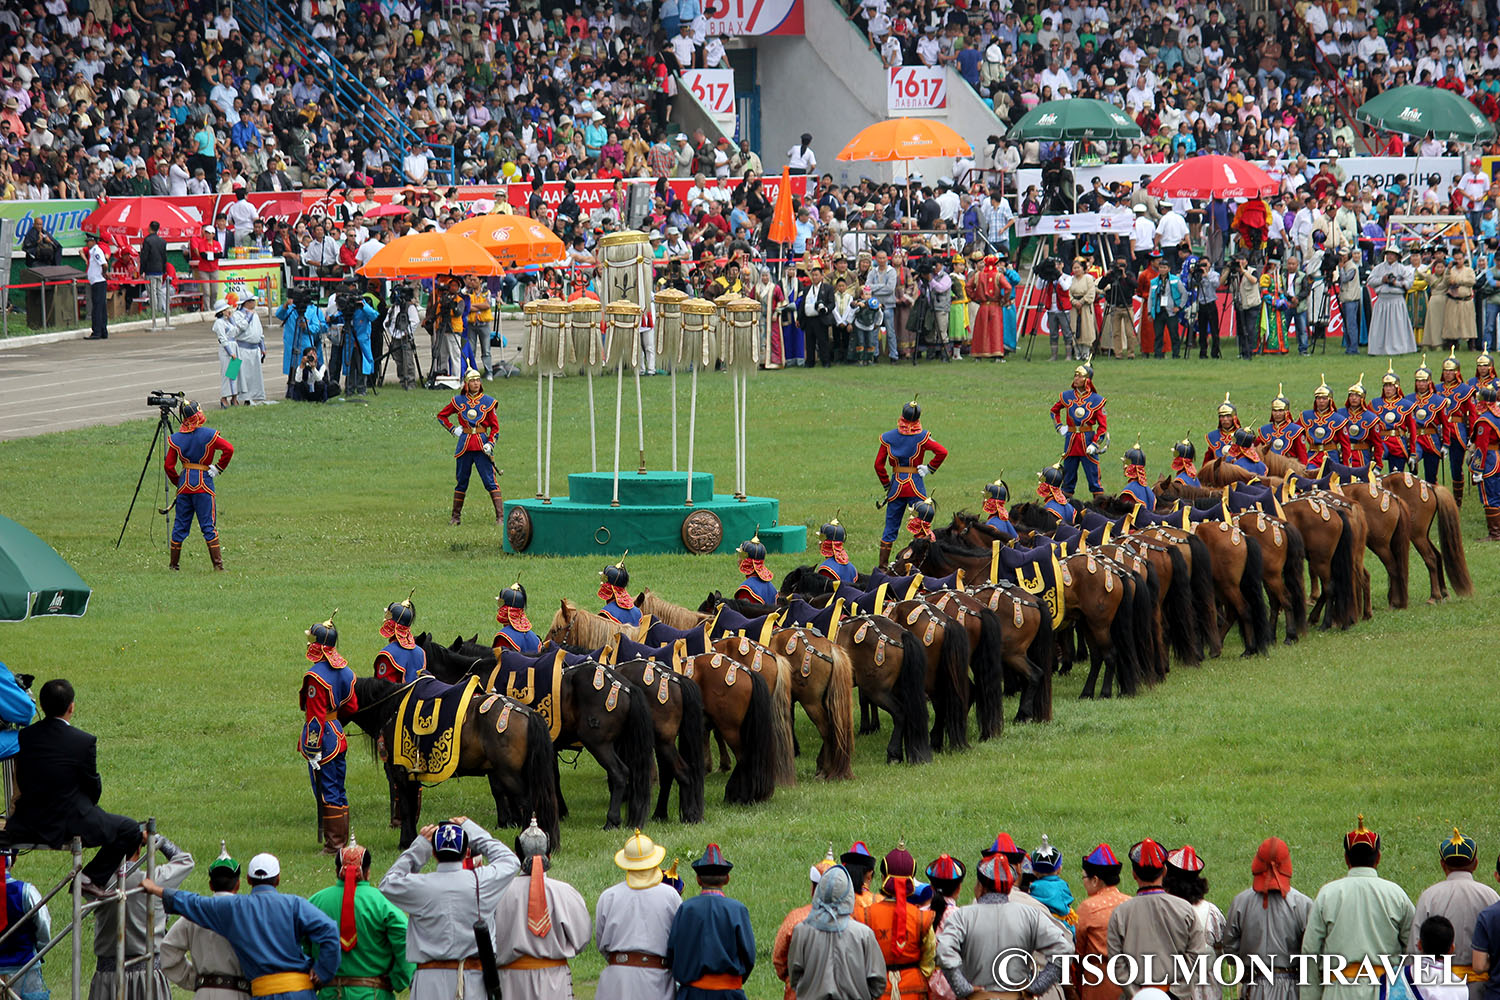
[887,66,948,114]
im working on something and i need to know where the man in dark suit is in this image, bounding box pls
[6,680,140,896]
[800,259,836,368]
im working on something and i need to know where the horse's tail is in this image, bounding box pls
[1185,533,1216,658]
[521,707,562,850]
[675,675,707,823]
[724,670,776,805]
[821,645,855,781]
[1024,598,1055,722]
[1238,535,1271,655]
[933,619,971,753]
[618,680,656,829]
[1328,510,1356,629]
[1282,521,1309,639]
[1434,484,1473,596]
[768,657,797,788]
[1161,545,1200,666]
[1139,560,1165,683]
[896,630,933,765]
[1107,573,1142,697]
[971,608,1006,741]
[1386,496,1412,609]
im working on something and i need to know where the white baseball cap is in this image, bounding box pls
[248,853,280,879]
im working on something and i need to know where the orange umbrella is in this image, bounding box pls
[767,166,797,246]
[836,118,973,162]
[358,231,502,278]
[446,215,566,267]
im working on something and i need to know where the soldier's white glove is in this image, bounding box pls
[1086,444,1098,456]
[452,426,464,438]
[207,464,221,479]
[1407,455,1418,473]
[1057,424,1069,436]
[483,443,493,456]
[917,464,931,477]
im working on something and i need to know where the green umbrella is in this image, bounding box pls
[1355,85,1497,143]
[0,515,91,622]
[1007,99,1145,141]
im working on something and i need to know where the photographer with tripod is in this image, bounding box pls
[326,281,378,399]
[424,277,468,387]
[163,399,234,571]
[277,286,327,400]
[382,283,422,390]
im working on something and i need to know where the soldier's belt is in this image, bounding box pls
[603,951,668,969]
[328,977,392,990]
[250,972,315,996]
[1309,443,1334,452]
[197,974,251,993]
[185,462,213,471]
[1349,442,1371,450]
[501,958,566,971]
[417,959,485,972]
[893,465,919,474]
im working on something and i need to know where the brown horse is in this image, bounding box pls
[762,627,856,781]
[888,598,973,752]
[1192,519,1272,656]
[637,589,712,628]
[1280,494,1359,630]
[1198,458,1263,487]
[710,635,796,787]
[964,582,1055,722]
[611,657,707,824]
[893,535,990,583]
[348,676,561,850]
[834,614,932,764]
[545,599,651,646]
[1115,531,1205,667]
[1093,544,1167,684]
[1326,476,1411,609]
[679,651,780,804]
[1379,472,1472,603]
[1058,549,1141,698]
[923,589,1007,738]
[1232,511,1309,644]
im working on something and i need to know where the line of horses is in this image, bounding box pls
[344,449,1471,850]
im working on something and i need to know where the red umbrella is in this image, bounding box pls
[364,202,412,218]
[81,198,203,240]
[1145,155,1278,200]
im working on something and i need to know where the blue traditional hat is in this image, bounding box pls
[691,843,733,875]
[1440,828,1477,865]
[984,480,1010,502]
[384,596,416,629]
[1233,427,1258,449]
[909,880,934,905]
[1081,843,1120,876]
[433,822,469,860]
[1030,834,1062,874]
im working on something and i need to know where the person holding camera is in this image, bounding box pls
[1098,260,1138,360]
[327,282,378,398]
[425,279,469,385]
[800,259,835,368]
[278,289,327,397]
[163,399,234,571]
[1183,256,1220,359]
[1145,254,1186,359]
[435,369,503,526]
[386,285,422,390]
[1226,255,1263,360]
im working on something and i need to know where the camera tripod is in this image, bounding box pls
[116,404,178,548]
[378,306,423,388]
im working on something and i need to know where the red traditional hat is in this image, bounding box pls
[977,854,1014,892]
[982,832,1026,861]
[1345,814,1380,852]
[1168,845,1204,873]
[927,854,967,883]
[337,837,368,952]
[1129,838,1167,868]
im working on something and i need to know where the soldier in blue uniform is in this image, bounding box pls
[1471,353,1500,395]
[981,481,1018,541]
[666,844,755,1000]
[874,400,949,567]
[373,595,426,685]
[301,613,357,854]
[1036,466,1076,525]
[1336,375,1384,470]
[1049,365,1109,499]
[598,558,640,626]
[1224,427,1268,476]
[1303,374,1350,473]
[815,519,859,584]
[1169,439,1201,487]
[1205,394,1241,462]
[905,498,937,542]
[1470,387,1500,539]
[1440,349,1477,505]
[493,582,540,653]
[1408,359,1454,485]
[1375,361,1418,475]
[164,399,235,571]
[1258,385,1308,465]
[735,535,779,605]
[1120,440,1154,510]
[435,369,503,527]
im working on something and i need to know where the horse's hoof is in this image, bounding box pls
[602,820,622,831]
[1283,636,1298,645]
[1427,597,1442,606]
[1240,649,1257,659]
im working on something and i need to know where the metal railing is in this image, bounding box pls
[238,0,456,184]
[0,819,158,1000]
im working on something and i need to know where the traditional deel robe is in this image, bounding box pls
[816,540,859,584]
[435,388,501,497]
[1259,271,1292,353]
[1170,456,1202,488]
[864,887,937,999]
[1412,871,1499,1000]
[875,419,949,543]
[1050,383,1108,495]
[1471,405,1500,508]
[306,881,415,1000]
[937,893,1072,997]
[1374,393,1417,465]
[1205,424,1239,463]
[982,498,1019,541]
[595,881,681,1000]
[301,645,357,808]
[494,605,541,654]
[666,890,755,1000]
[1368,260,1418,356]
[373,621,427,685]
[967,261,1010,358]
[1299,868,1415,1000]
[1225,443,1268,476]
[1076,887,1130,1000]
[89,849,195,1000]
[1336,405,1385,469]
[1301,406,1350,468]
[491,862,591,1000]
[1106,888,1210,999]
[161,891,250,1000]
[1121,465,1155,510]
[165,422,234,544]
[1259,418,1309,464]
[1223,886,1313,1000]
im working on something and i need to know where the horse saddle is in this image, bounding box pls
[393,675,483,781]
[486,650,566,740]
[1079,509,1125,535]
[1322,457,1373,483]
[645,619,709,656]
[835,582,890,616]
[994,541,1055,579]
[1227,482,1275,514]
[709,603,779,644]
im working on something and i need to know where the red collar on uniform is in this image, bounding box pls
[739,558,774,581]
[907,517,935,540]
[1124,465,1148,485]
[597,583,634,609]
[819,540,850,564]
[897,419,923,435]
[379,620,415,649]
[1170,456,1198,478]
[497,606,534,632]
[180,412,206,432]
[1037,483,1065,503]
[306,643,347,669]
[982,498,1009,518]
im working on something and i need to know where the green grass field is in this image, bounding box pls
[1,350,1495,999]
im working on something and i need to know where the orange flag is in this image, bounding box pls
[768,166,797,246]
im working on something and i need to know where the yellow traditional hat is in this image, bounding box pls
[616,829,667,889]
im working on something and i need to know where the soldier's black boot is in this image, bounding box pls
[169,542,181,570]
[450,490,465,525]
[877,542,892,568]
[490,489,504,525]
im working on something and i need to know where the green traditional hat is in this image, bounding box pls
[209,839,240,876]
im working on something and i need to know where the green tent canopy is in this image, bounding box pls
[1355,86,1498,143]
[0,515,91,622]
[1007,99,1145,141]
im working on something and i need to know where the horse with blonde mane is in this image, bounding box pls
[546,598,648,647]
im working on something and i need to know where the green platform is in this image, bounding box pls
[502,471,806,557]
